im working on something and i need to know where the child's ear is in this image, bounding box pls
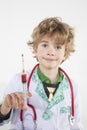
[65,55,68,61]
[33,49,37,55]
[62,53,68,63]
[64,54,68,60]
[32,48,37,57]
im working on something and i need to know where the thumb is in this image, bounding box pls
[27,92,32,97]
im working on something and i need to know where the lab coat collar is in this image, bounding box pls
[33,68,69,109]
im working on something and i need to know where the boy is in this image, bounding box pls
[0,17,82,130]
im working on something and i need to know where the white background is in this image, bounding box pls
[0,0,87,129]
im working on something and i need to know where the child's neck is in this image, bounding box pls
[39,65,59,83]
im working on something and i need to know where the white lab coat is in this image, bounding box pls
[0,67,83,130]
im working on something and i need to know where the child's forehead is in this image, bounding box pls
[39,33,65,45]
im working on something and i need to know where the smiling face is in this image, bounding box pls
[34,35,66,70]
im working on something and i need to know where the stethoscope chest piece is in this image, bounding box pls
[70,115,75,126]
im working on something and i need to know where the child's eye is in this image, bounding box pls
[42,43,48,48]
[55,46,61,50]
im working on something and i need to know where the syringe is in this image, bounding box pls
[21,54,28,108]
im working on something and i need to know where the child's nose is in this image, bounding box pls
[47,47,55,56]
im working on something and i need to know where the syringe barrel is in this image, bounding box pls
[21,74,28,109]
[21,74,27,83]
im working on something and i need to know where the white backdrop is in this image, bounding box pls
[0,0,87,129]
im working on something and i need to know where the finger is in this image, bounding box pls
[10,93,20,109]
[13,92,25,109]
[4,94,13,108]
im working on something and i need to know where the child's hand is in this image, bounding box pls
[0,92,32,115]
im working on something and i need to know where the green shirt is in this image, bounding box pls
[37,67,63,85]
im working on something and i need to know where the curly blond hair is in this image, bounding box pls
[27,17,75,58]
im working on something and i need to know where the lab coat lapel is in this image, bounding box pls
[49,76,69,108]
[36,81,48,102]
[42,77,69,120]
[32,69,48,102]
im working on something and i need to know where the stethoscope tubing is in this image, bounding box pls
[20,64,74,124]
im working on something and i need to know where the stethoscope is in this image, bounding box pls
[20,63,75,129]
